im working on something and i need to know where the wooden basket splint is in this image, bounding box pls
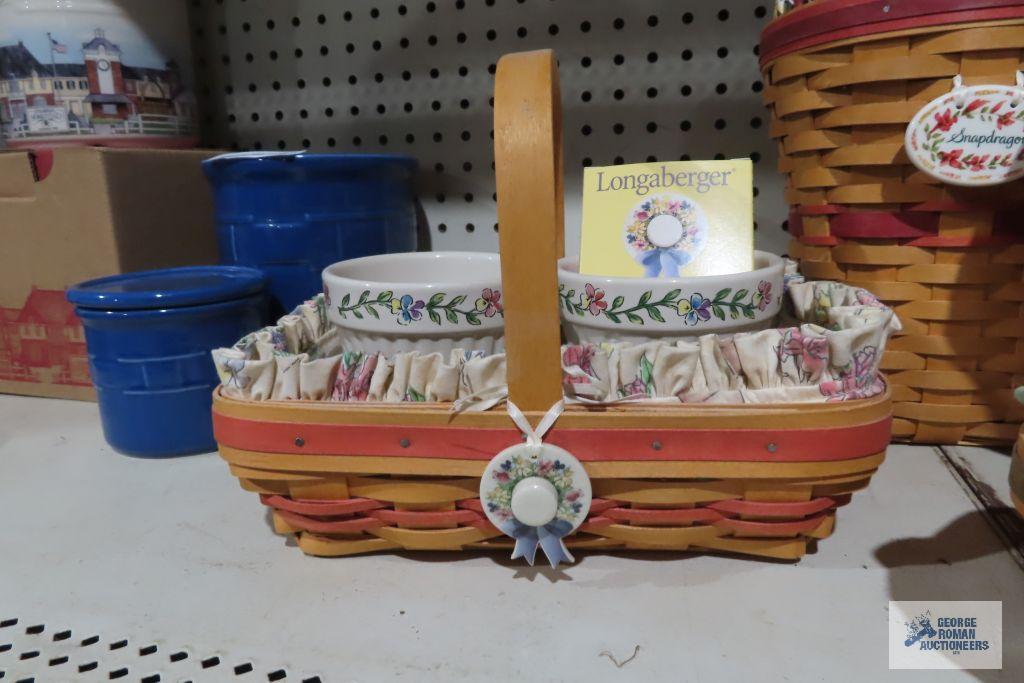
[760,0,1024,445]
[213,50,892,562]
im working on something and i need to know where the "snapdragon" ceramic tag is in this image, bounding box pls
[905,75,1024,187]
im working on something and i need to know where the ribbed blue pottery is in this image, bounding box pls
[202,152,418,314]
[67,266,267,458]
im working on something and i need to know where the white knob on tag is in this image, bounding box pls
[646,213,685,248]
[510,476,559,527]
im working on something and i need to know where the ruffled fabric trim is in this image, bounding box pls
[213,297,507,404]
[212,266,900,406]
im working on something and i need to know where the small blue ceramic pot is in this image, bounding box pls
[67,266,267,457]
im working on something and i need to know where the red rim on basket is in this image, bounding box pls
[760,0,1024,65]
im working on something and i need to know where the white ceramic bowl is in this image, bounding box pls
[558,251,785,345]
[323,252,504,354]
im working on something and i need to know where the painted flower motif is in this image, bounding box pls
[964,98,987,115]
[579,283,608,316]
[474,288,503,317]
[933,109,958,132]
[676,293,712,326]
[967,154,990,172]
[821,347,884,401]
[322,286,331,308]
[620,377,649,398]
[777,329,829,377]
[563,345,595,372]
[220,357,250,389]
[855,289,884,308]
[754,280,773,312]
[562,345,597,386]
[624,195,703,259]
[485,455,582,526]
[332,351,378,401]
[998,112,1016,130]
[820,375,883,402]
[846,346,878,380]
[939,148,965,169]
[813,289,833,322]
[391,294,425,324]
[268,329,287,351]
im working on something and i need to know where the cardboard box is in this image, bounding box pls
[0,147,220,400]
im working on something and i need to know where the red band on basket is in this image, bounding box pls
[829,212,940,238]
[214,412,892,463]
[796,203,1023,215]
[792,208,1024,246]
[760,0,1024,65]
[259,495,387,516]
[904,235,1024,247]
[788,212,804,237]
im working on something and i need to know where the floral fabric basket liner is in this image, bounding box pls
[213,263,901,407]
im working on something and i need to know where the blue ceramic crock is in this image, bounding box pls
[67,266,267,457]
[202,152,418,314]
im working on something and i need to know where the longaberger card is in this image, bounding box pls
[579,160,754,278]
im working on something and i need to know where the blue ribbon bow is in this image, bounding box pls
[503,519,575,568]
[640,248,685,278]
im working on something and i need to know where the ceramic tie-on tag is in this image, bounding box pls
[480,401,592,568]
[905,72,1024,187]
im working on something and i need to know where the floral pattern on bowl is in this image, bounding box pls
[333,288,503,326]
[484,453,585,525]
[559,280,773,326]
[558,250,785,344]
[323,252,504,355]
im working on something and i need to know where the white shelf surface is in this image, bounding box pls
[1,394,1022,682]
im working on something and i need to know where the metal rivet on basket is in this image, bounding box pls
[651,440,663,451]
[766,442,778,454]
[882,4,891,12]
[400,438,411,448]
[294,437,305,447]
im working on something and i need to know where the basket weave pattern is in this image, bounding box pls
[212,50,894,563]
[764,20,1024,444]
[243,466,880,561]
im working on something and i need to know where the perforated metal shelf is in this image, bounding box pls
[0,618,313,683]
[187,0,789,256]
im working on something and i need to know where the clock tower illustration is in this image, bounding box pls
[82,29,130,120]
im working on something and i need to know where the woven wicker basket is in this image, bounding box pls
[216,394,890,560]
[213,50,893,562]
[761,0,1024,445]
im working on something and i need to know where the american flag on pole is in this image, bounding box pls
[50,36,67,54]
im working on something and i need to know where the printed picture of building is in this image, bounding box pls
[0,288,90,387]
[0,28,195,143]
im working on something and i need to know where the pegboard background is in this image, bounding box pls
[187,0,789,257]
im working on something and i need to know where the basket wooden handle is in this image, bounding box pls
[494,50,565,413]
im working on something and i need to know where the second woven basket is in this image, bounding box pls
[761,0,1024,445]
